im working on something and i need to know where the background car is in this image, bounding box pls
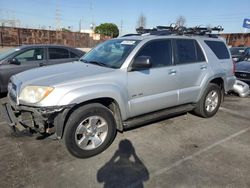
[230,46,250,62]
[0,44,85,93]
[235,59,250,85]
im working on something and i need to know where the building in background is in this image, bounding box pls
[80,29,100,40]
[221,33,250,47]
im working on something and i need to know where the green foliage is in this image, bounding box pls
[94,23,119,38]
[62,28,71,32]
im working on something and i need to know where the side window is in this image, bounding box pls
[135,40,172,68]
[70,51,79,58]
[205,40,230,59]
[195,41,206,62]
[49,48,69,59]
[175,39,196,64]
[15,48,44,62]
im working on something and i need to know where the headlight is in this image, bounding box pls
[19,86,54,104]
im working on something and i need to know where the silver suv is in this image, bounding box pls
[1,26,236,158]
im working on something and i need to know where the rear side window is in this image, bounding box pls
[70,51,79,58]
[205,41,230,59]
[49,48,69,59]
[136,39,172,68]
[174,39,205,64]
[195,42,206,62]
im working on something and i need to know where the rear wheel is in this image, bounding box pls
[194,83,222,118]
[63,103,117,158]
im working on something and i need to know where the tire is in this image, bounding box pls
[194,83,222,118]
[63,103,117,158]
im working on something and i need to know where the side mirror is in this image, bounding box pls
[131,56,152,71]
[9,58,20,65]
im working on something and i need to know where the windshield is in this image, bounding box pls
[81,39,140,68]
[0,47,20,61]
[230,47,245,56]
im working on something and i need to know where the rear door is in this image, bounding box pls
[0,47,45,90]
[127,39,179,117]
[47,47,75,65]
[173,39,208,104]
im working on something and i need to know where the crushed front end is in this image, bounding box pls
[0,80,72,138]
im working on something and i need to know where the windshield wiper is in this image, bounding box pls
[88,61,107,67]
[81,59,108,67]
[80,59,88,63]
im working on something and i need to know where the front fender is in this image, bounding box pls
[57,84,129,120]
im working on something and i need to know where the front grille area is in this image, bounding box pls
[235,72,250,80]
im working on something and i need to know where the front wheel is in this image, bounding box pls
[194,83,222,118]
[63,103,117,158]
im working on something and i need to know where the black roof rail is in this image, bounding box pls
[121,33,141,37]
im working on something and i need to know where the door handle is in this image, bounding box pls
[39,62,45,67]
[200,65,207,70]
[169,69,177,75]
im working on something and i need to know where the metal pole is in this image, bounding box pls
[1,23,3,48]
[48,26,51,44]
[17,27,21,46]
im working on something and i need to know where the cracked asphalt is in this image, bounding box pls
[0,95,250,188]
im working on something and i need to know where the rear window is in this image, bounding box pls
[70,51,79,58]
[205,41,230,59]
[230,47,245,56]
[49,48,69,59]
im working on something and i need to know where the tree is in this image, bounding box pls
[176,16,186,27]
[94,23,119,38]
[62,27,71,32]
[137,13,147,28]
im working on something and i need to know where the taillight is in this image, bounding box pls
[232,59,236,75]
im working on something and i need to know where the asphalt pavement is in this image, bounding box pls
[0,95,250,188]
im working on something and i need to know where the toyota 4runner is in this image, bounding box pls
[1,26,236,158]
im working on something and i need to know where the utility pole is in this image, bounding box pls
[90,0,95,30]
[55,0,61,30]
[79,19,81,32]
[79,17,84,32]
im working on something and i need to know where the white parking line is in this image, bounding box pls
[220,107,245,117]
[129,126,250,188]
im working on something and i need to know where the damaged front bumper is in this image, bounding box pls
[0,97,73,138]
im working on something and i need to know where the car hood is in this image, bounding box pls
[235,61,250,72]
[13,61,115,87]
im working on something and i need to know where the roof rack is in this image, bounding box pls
[133,24,224,38]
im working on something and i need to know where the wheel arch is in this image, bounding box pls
[54,97,124,139]
[197,76,225,103]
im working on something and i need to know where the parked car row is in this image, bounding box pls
[230,46,250,62]
[228,46,250,97]
[0,44,85,93]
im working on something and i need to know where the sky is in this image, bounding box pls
[0,0,250,35]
